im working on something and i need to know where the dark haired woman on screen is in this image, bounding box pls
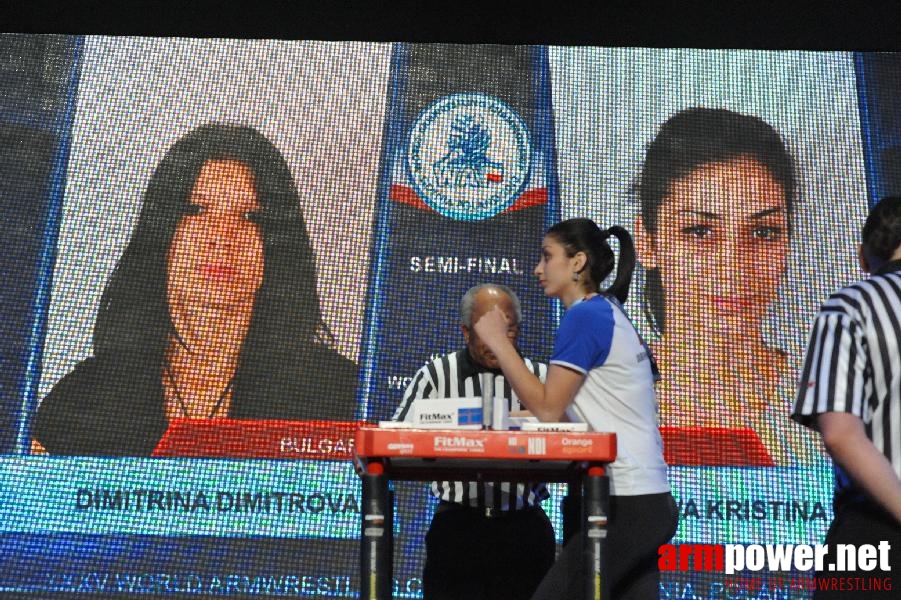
[474,218,677,600]
[33,123,358,456]
[633,107,818,465]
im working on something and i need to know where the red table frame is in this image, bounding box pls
[353,427,617,600]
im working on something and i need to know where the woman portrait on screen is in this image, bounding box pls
[32,123,359,456]
[633,107,818,465]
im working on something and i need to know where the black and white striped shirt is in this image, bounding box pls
[393,349,550,510]
[793,259,901,493]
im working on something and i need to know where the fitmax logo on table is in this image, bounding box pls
[433,436,486,451]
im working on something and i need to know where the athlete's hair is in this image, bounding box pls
[546,218,636,304]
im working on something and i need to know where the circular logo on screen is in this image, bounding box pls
[407,93,531,221]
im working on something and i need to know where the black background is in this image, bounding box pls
[1,2,898,50]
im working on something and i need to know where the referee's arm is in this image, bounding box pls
[794,304,901,524]
[818,412,901,524]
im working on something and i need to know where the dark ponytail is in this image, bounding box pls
[546,218,637,304]
[602,225,636,304]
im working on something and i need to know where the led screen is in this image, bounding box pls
[0,35,896,598]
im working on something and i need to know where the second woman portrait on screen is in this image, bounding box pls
[32,123,359,456]
[634,107,818,465]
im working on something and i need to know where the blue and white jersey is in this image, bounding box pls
[551,294,670,496]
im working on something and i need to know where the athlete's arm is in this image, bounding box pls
[475,306,584,421]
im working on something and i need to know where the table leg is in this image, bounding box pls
[361,461,392,600]
[582,465,609,600]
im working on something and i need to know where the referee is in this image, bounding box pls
[393,283,554,600]
[792,196,901,597]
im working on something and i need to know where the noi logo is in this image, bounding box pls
[659,542,893,575]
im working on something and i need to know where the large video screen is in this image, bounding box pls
[1,35,896,598]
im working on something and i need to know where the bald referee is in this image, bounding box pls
[393,283,554,600]
[793,196,901,597]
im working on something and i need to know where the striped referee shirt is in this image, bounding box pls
[793,259,901,493]
[393,348,550,511]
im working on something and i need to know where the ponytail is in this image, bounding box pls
[601,225,636,304]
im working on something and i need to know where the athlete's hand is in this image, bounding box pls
[473,305,512,350]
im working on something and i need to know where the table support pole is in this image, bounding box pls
[361,461,392,600]
[583,465,609,600]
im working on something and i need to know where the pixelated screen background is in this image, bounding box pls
[0,33,899,598]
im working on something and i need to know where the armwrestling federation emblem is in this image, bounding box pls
[407,92,531,221]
